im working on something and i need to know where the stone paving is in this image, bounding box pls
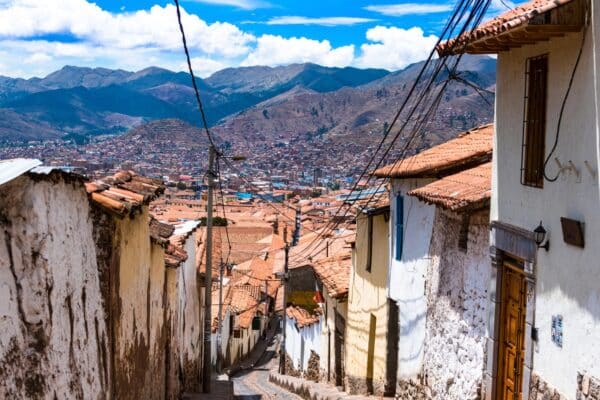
[231,331,302,399]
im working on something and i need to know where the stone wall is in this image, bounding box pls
[577,372,600,400]
[345,374,386,397]
[529,372,567,400]
[305,351,320,382]
[395,210,489,400]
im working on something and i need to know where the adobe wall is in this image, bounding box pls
[179,234,203,392]
[164,266,182,399]
[0,174,109,399]
[345,212,389,396]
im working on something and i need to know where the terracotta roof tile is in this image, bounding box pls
[407,162,491,212]
[164,243,188,268]
[312,253,351,298]
[373,124,493,179]
[438,0,583,55]
[196,226,222,279]
[149,217,175,246]
[87,170,165,217]
[229,285,263,329]
[286,305,321,328]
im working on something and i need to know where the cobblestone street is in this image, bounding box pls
[231,335,302,400]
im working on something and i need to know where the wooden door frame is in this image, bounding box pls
[487,244,537,400]
[496,260,527,400]
[485,221,539,400]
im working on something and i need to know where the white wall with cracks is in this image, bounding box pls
[0,173,108,400]
[421,209,490,400]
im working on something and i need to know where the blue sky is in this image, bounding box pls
[0,0,512,78]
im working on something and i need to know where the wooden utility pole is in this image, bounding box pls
[279,243,290,374]
[202,145,215,393]
[216,260,225,374]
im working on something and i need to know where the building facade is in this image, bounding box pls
[439,0,600,398]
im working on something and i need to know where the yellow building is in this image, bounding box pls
[345,200,396,396]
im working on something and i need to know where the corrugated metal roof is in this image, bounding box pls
[0,158,42,186]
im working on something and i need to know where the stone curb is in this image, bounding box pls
[269,371,384,400]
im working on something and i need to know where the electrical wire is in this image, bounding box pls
[173,0,218,149]
[543,4,589,182]
[290,0,492,263]
[220,156,322,235]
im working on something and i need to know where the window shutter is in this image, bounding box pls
[395,194,404,260]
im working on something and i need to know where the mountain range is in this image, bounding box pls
[0,56,496,146]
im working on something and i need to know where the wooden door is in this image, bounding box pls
[497,263,527,400]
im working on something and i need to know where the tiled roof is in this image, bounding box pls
[312,253,351,299]
[286,305,321,329]
[196,226,222,279]
[373,124,493,179]
[437,0,583,55]
[229,285,262,329]
[407,162,491,212]
[232,257,280,298]
[86,170,165,217]
[211,284,232,333]
[149,217,175,246]
[164,243,188,268]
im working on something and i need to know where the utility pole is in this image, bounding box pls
[216,260,225,374]
[292,206,301,246]
[202,145,215,393]
[279,243,290,375]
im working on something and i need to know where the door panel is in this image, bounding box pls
[497,263,527,400]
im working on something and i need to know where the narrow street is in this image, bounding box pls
[231,335,302,400]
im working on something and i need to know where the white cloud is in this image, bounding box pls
[266,16,376,26]
[0,0,444,77]
[364,3,452,16]
[355,26,438,70]
[241,35,354,68]
[0,1,255,57]
[183,0,270,10]
[189,57,231,77]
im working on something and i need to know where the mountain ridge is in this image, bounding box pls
[0,56,495,144]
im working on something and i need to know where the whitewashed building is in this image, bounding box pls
[374,124,494,399]
[284,305,322,376]
[439,0,600,399]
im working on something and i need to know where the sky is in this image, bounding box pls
[0,0,514,79]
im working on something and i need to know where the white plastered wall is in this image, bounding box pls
[494,27,600,396]
[389,178,436,380]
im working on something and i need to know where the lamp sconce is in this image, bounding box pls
[534,221,550,251]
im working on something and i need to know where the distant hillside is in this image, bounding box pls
[0,57,494,144]
[211,55,496,153]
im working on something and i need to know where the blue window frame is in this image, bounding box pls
[395,194,404,260]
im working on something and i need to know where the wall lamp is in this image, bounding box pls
[534,221,550,251]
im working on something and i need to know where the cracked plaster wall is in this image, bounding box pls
[420,209,489,400]
[0,174,108,400]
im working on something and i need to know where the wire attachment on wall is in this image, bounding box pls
[584,161,597,179]
[568,160,581,182]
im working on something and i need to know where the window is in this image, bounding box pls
[395,194,404,260]
[366,215,373,272]
[521,54,548,188]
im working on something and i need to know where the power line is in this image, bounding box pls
[173,0,218,149]
[220,156,322,235]
[290,0,492,263]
